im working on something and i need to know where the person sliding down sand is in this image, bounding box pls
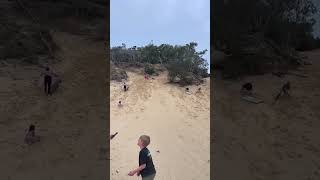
[24,124,40,145]
[128,135,156,180]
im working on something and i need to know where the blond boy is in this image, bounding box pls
[128,135,156,180]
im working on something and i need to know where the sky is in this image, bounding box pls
[110,0,210,66]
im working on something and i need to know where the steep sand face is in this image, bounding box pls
[0,32,108,179]
[110,72,210,180]
[213,50,320,180]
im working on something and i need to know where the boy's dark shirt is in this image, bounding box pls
[139,147,156,177]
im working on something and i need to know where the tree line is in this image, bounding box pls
[213,0,320,77]
[110,42,209,85]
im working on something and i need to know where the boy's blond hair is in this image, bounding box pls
[139,135,150,147]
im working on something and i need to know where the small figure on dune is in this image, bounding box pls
[274,81,291,103]
[282,81,291,96]
[241,82,253,96]
[24,124,40,145]
[118,100,123,107]
[185,87,191,95]
[144,74,149,80]
[41,66,59,96]
[123,82,129,92]
[197,87,201,93]
[42,67,53,95]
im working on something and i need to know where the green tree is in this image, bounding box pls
[111,42,209,85]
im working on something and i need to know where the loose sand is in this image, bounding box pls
[213,50,320,180]
[110,71,210,180]
[0,32,108,180]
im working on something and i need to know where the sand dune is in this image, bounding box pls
[110,71,210,180]
[213,50,320,180]
[0,32,107,180]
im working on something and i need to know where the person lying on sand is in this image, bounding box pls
[128,135,156,180]
[24,124,40,145]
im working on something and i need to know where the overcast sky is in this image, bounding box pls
[110,0,210,65]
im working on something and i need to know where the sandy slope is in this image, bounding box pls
[0,32,108,180]
[213,50,320,180]
[110,71,210,180]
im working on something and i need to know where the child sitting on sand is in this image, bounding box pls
[118,100,123,107]
[24,124,40,145]
[185,87,191,95]
[128,135,156,180]
[241,82,253,96]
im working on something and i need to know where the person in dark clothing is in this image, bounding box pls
[274,81,291,102]
[241,82,252,91]
[128,135,156,180]
[24,124,40,145]
[43,67,53,95]
[123,82,129,92]
[241,82,253,95]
